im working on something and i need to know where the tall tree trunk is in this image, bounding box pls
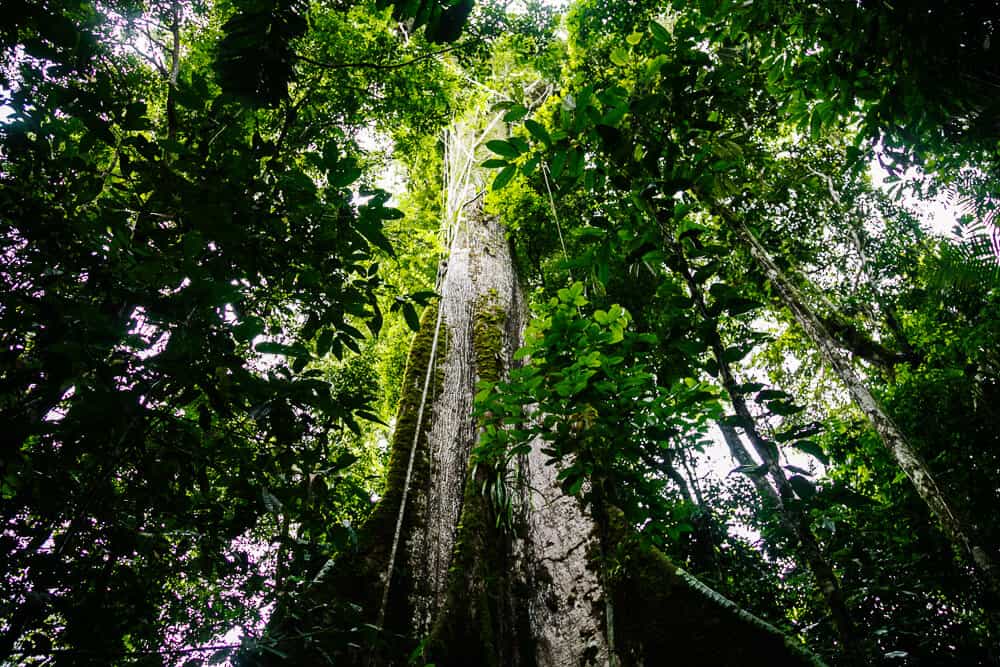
[715,202,1000,601]
[244,119,828,667]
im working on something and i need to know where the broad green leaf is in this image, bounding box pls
[725,298,764,316]
[550,151,567,180]
[332,451,360,470]
[503,105,529,122]
[524,119,551,146]
[791,440,829,465]
[492,164,517,191]
[768,400,804,416]
[330,165,362,187]
[486,139,520,158]
[355,218,396,257]
[402,302,420,332]
[233,317,264,343]
[756,389,791,401]
[649,20,671,43]
[522,155,540,177]
[610,48,629,67]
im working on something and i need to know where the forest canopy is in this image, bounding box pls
[2,0,999,665]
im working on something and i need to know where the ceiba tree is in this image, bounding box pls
[248,111,825,666]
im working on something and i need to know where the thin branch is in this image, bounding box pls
[294,42,469,72]
[132,45,168,77]
[140,23,170,53]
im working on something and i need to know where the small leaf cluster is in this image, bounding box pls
[474,283,717,529]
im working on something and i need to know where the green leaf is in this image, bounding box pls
[486,139,520,158]
[791,440,829,465]
[330,165,362,188]
[316,329,334,356]
[255,341,311,358]
[503,105,529,122]
[649,20,671,43]
[123,102,151,131]
[410,290,438,304]
[368,304,384,337]
[767,400,804,416]
[402,303,420,332]
[328,446,362,473]
[508,136,530,155]
[610,47,629,67]
[355,217,396,257]
[725,298,763,316]
[524,119,551,146]
[567,148,583,178]
[755,389,790,401]
[482,158,509,168]
[233,317,264,343]
[492,164,517,191]
[522,155,540,177]
[550,151,567,180]
[722,345,750,363]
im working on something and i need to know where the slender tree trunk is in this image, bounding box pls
[715,202,1000,600]
[670,235,867,665]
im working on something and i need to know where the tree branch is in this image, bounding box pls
[294,42,469,72]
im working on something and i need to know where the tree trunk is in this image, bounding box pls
[717,203,1000,600]
[671,235,867,665]
[244,118,827,666]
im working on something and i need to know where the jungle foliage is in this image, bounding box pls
[2,0,999,665]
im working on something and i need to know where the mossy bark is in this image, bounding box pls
[248,201,828,666]
[395,210,826,666]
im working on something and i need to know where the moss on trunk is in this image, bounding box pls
[246,210,828,667]
[416,291,536,667]
[473,289,506,384]
[418,467,536,667]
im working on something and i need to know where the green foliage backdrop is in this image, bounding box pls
[2,0,999,664]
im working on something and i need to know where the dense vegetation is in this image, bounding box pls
[2,0,998,664]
